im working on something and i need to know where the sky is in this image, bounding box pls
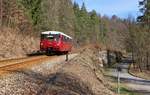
[72,0,140,19]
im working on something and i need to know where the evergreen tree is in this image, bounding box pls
[73,2,90,44]
[135,0,150,71]
[138,0,150,29]
[19,0,42,26]
[90,10,100,42]
[73,2,102,44]
[73,2,81,42]
[79,3,91,43]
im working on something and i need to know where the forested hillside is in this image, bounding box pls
[0,0,76,59]
[0,0,150,73]
[128,0,150,72]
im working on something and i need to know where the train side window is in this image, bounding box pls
[66,37,69,42]
[62,36,66,42]
[64,37,66,42]
[62,36,71,42]
[61,36,64,41]
[65,37,67,42]
[66,37,68,42]
[67,38,69,42]
[69,38,71,43]
[54,34,60,41]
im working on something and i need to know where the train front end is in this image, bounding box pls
[40,32,60,53]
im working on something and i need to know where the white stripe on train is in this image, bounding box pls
[41,31,72,39]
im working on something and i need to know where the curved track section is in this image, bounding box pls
[0,55,54,74]
[0,56,47,67]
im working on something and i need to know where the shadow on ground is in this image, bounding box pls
[27,51,65,57]
[12,69,94,95]
[27,51,45,56]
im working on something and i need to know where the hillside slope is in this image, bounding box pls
[0,0,76,60]
[51,46,114,95]
[0,46,114,95]
[40,0,75,36]
[0,28,39,60]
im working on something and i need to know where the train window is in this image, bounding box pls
[47,35,54,41]
[41,34,47,40]
[53,34,60,42]
[65,37,67,42]
[66,37,69,42]
[64,37,66,42]
[67,37,69,42]
[62,36,64,41]
[41,34,60,42]
[61,35,72,42]
[67,38,70,43]
[62,36,67,42]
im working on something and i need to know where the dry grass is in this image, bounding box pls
[129,69,150,80]
[0,27,39,60]
[40,72,95,95]
[129,64,150,80]
[55,46,115,95]
[0,45,115,95]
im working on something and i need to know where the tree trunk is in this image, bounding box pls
[0,0,2,27]
[139,57,142,72]
[146,52,149,70]
[107,49,111,67]
[132,48,136,69]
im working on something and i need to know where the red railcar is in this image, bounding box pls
[40,31,72,54]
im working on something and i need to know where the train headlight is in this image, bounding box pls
[40,43,43,46]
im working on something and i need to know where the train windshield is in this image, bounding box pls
[41,34,60,41]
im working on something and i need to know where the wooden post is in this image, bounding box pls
[131,48,136,69]
[146,52,149,70]
[66,53,68,61]
[107,50,110,67]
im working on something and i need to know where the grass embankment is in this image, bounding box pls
[104,68,142,95]
[129,64,150,80]
[45,46,115,95]
[110,82,141,95]
[0,27,39,60]
[106,76,142,95]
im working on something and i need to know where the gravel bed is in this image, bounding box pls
[0,54,77,95]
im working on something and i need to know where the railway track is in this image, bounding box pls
[0,55,56,74]
[0,53,77,75]
[0,55,48,67]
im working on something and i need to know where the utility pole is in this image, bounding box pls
[117,67,122,94]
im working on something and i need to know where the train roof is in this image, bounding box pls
[41,31,72,39]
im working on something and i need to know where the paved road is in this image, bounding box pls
[107,57,150,94]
